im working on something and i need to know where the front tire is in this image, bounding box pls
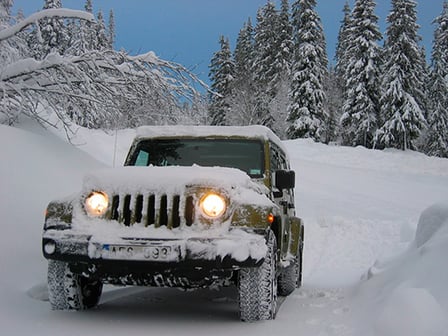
[48,260,103,310]
[238,230,278,322]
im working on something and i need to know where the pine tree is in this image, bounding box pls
[275,0,293,80]
[375,0,427,150]
[227,18,258,126]
[287,0,329,141]
[270,0,293,138]
[335,1,352,81]
[250,2,280,129]
[426,1,448,157]
[329,2,352,143]
[208,35,234,125]
[96,10,109,50]
[325,66,342,143]
[83,0,96,51]
[108,9,115,49]
[253,1,280,97]
[65,1,97,55]
[340,0,382,148]
[39,0,67,57]
[234,18,254,82]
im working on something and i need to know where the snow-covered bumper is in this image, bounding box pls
[42,229,267,271]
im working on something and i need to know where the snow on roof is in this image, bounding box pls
[135,125,287,153]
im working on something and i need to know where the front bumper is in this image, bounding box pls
[42,229,266,272]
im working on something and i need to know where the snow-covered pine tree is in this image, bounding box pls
[208,35,234,125]
[108,9,115,49]
[426,1,448,157]
[287,0,329,141]
[253,1,280,98]
[335,1,352,83]
[234,18,254,85]
[84,0,97,50]
[275,0,293,81]
[324,66,342,143]
[67,0,97,54]
[375,0,427,150]
[269,0,293,138]
[33,0,67,58]
[328,2,352,144]
[96,10,109,50]
[227,18,258,126]
[340,0,382,148]
[251,1,281,129]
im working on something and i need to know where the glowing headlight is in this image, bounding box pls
[85,191,109,217]
[200,193,226,218]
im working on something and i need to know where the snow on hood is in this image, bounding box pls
[82,165,271,206]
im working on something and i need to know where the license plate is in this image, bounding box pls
[102,244,179,261]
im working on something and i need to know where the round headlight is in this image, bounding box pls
[85,191,109,217]
[200,193,226,218]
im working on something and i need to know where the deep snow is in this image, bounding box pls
[1,119,448,335]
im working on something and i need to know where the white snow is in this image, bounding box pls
[1,119,448,335]
[0,8,95,42]
[82,165,269,202]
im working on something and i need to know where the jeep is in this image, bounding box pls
[42,125,304,321]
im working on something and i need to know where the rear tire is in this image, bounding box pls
[278,225,304,295]
[238,230,278,322]
[48,260,102,310]
[277,258,299,296]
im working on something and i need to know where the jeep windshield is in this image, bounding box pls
[127,139,265,178]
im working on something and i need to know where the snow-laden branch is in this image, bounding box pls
[0,8,95,42]
[1,48,207,130]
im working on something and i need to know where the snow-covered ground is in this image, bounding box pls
[1,119,447,335]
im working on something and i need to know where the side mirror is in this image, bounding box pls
[274,170,295,190]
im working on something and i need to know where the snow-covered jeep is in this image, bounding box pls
[42,125,304,321]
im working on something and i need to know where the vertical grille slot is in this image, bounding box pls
[185,196,194,227]
[159,195,168,227]
[147,195,155,226]
[111,195,120,220]
[135,195,143,223]
[172,195,180,228]
[123,195,132,226]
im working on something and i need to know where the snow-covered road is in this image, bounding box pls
[1,122,447,335]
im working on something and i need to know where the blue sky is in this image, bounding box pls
[12,0,446,84]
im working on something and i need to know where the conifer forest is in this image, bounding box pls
[1,0,448,157]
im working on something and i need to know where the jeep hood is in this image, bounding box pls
[82,166,271,207]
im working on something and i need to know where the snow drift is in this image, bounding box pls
[355,203,448,336]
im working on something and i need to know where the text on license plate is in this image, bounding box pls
[102,245,179,261]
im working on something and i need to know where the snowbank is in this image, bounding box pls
[355,203,448,336]
[0,122,105,334]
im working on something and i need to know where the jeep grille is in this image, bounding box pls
[110,194,195,228]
